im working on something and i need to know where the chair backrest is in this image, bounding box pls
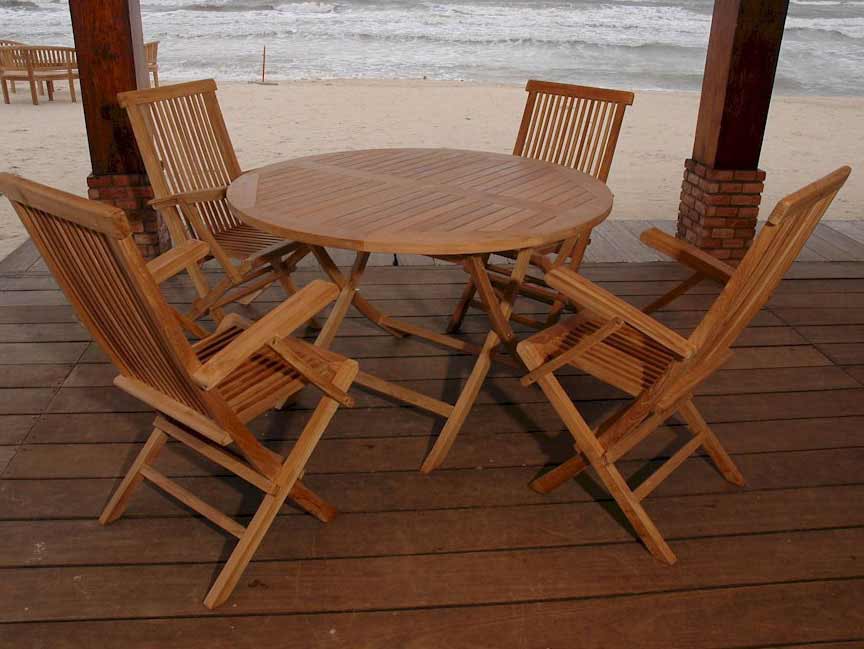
[0,40,23,48]
[1,46,77,72]
[118,79,243,237]
[685,167,851,374]
[144,41,159,66]
[1,45,77,72]
[0,174,213,418]
[0,45,28,72]
[29,45,76,70]
[513,80,634,182]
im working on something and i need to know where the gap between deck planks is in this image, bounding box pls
[2,248,864,646]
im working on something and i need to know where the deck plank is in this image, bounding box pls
[1,580,860,649]
[1,528,862,622]
[2,447,863,520]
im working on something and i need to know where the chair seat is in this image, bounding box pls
[193,324,343,421]
[2,69,78,81]
[526,314,677,396]
[213,224,291,261]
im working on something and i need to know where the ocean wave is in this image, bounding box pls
[0,0,41,9]
[786,25,864,41]
[182,2,276,10]
[314,29,706,51]
[792,0,864,5]
[150,0,337,12]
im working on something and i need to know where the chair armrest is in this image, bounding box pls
[640,228,735,284]
[545,268,695,359]
[146,239,210,284]
[192,279,339,390]
[149,186,228,211]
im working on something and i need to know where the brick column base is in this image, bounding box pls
[86,173,169,260]
[676,159,766,264]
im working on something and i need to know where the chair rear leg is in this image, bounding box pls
[529,451,589,493]
[1,79,9,105]
[290,479,337,523]
[678,399,745,486]
[545,235,590,326]
[447,279,477,333]
[99,427,167,525]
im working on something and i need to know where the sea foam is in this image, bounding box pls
[1,0,861,95]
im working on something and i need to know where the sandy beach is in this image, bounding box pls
[0,79,861,261]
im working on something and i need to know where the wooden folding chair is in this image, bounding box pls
[447,80,634,333]
[0,173,358,608]
[118,79,314,326]
[517,167,851,563]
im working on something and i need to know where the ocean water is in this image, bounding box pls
[2,0,863,95]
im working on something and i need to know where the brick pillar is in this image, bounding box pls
[87,173,169,260]
[676,159,766,264]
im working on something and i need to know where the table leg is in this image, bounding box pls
[420,249,533,473]
[312,247,405,342]
[314,249,368,348]
[310,247,456,418]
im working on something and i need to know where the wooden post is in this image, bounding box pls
[68,0,167,259]
[677,0,790,263]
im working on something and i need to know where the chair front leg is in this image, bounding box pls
[67,70,76,102]
[28,73,38,105]
[203,359,357,609]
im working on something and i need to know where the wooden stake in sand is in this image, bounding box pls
[252,45,278,86]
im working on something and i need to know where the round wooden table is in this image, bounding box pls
[227,148,613,471]
[227,148,612,255]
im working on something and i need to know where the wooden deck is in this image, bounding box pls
[1,232,864,647]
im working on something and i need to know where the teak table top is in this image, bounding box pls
[226,148,613,255]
